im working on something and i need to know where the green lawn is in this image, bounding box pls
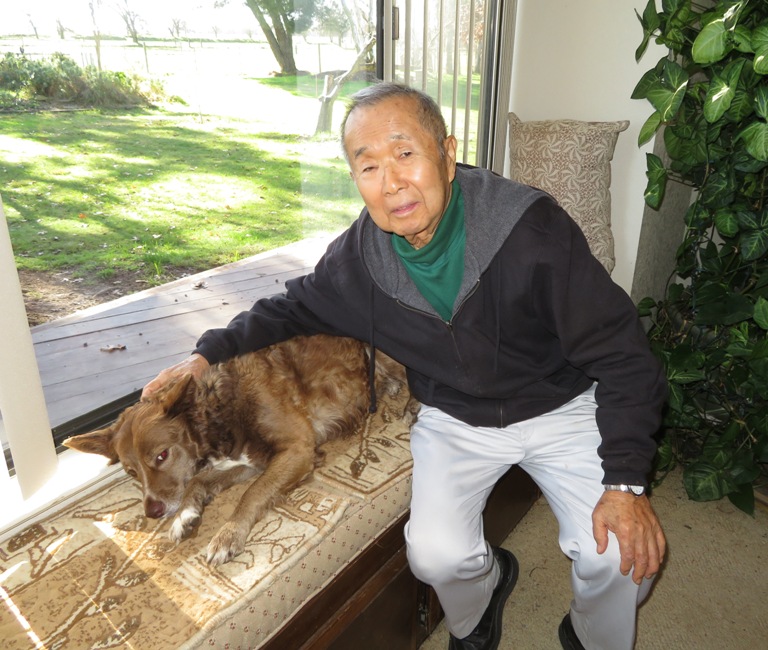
[0,103,360,285]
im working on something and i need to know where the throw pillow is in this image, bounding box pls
[507,112,629,274]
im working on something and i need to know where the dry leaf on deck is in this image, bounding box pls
[100,344,127,352]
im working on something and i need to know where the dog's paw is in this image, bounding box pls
[206,522,247,566]
[168,506,202,543]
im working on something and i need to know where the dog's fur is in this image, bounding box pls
[64,335,416,566]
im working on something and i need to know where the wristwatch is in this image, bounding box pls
[604,484,646,496]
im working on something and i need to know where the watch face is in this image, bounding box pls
[629,485,645,496]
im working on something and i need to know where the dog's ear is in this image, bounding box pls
[158,374,196,418]
[63,427,120,465]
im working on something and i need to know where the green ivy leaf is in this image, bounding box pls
[631,66,661,100]
[714,209,740,237]
[646,60,689,121]
[644,153,667,209]
[726,87,755,122]
[638,111,662,146]
[704,76,735,122]
[683,462,733,501]
[668,368,707,383]
[666,382,684,413]
[726,482,755,515]
[754,296,768,329]
[740,228,768,260]
[637,296,657,317]
[738,121,768,161]
[751,24,768,53]
[663,57,689,90]
[704,60,745,123]
[733,24,753,53]
[751,25,768,74]
[692,19,730,64]
[635,0,661,61]
[755,85,768,119]
[754,46,768,74]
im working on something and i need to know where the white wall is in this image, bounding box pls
[508,0,664,293]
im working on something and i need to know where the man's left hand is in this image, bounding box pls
[592,491,666,585]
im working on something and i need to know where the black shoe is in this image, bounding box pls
[558,612,586,650]
[447,546,519,650]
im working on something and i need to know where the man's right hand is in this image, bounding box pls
[142,353,210,399]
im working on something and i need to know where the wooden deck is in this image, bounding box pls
[29,235,334,432]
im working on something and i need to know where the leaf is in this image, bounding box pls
[714,209,740,237]
[636,296,657,317]
[631,67,661,100]
[754,84,768,120]
[635,0,661,61]
[738,121,768,161]
[754,296,768,329]
[703,75,735,123]
[692,19,730,64]
[696,298,752,326]
[668,368,706,383]
[703,59,745,123]
[644,153,667,209]
[740,228,768,260]
[727,482,755,515]
[732,24,753,53]
[663,57,688,91]
[726,87,755,122]
[751,24,768,74]
[683,462,732,501]
[100,344,127,352]
[646,60,688,121]
[754,47,768,75]
[638,111,662,146]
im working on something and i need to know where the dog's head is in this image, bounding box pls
[64,375,205,519]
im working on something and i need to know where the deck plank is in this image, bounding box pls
[27,235,334,429]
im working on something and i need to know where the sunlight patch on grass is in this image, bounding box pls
[1,103,362,285]
[0,135,66,163]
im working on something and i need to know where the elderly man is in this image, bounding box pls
[145,82,666,650]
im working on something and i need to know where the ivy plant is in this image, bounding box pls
[634,0,768,514]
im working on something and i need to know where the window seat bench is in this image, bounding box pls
[0,380,538,650]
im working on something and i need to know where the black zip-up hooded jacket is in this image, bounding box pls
[195,165,667,486]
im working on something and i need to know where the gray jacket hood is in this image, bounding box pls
[360,164,547,318]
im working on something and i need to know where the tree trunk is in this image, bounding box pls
[245,0,297,75]
[314,36,375,136]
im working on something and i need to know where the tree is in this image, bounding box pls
[27,14,40,39]
[89,0,103,72]
[112,0,143,46]
[315,34,375,135]
[168,18,187,41]
[216,0,318,75]
[316,0,350,46]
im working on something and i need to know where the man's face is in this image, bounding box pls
[344,96,457,249]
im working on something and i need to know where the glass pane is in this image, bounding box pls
[389,0,486,165]
[0,1,381,461]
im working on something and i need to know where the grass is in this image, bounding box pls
[0,101,361,285]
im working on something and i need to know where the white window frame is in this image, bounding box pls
[0,196,120,540]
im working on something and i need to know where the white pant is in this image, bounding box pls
[404,385,653,649]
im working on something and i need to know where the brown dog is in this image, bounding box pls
[64,335,415,566]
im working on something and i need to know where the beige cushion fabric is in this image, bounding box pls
[507,113,629,274]
[0,387,416,649]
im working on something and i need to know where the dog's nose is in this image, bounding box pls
[145,498,166,519]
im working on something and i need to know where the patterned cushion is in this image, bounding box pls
[507,113,629,274]
[0,387,416,649]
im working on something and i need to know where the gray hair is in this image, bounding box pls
[340,82,448,161]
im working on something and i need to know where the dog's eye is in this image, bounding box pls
[156,449,169,463]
